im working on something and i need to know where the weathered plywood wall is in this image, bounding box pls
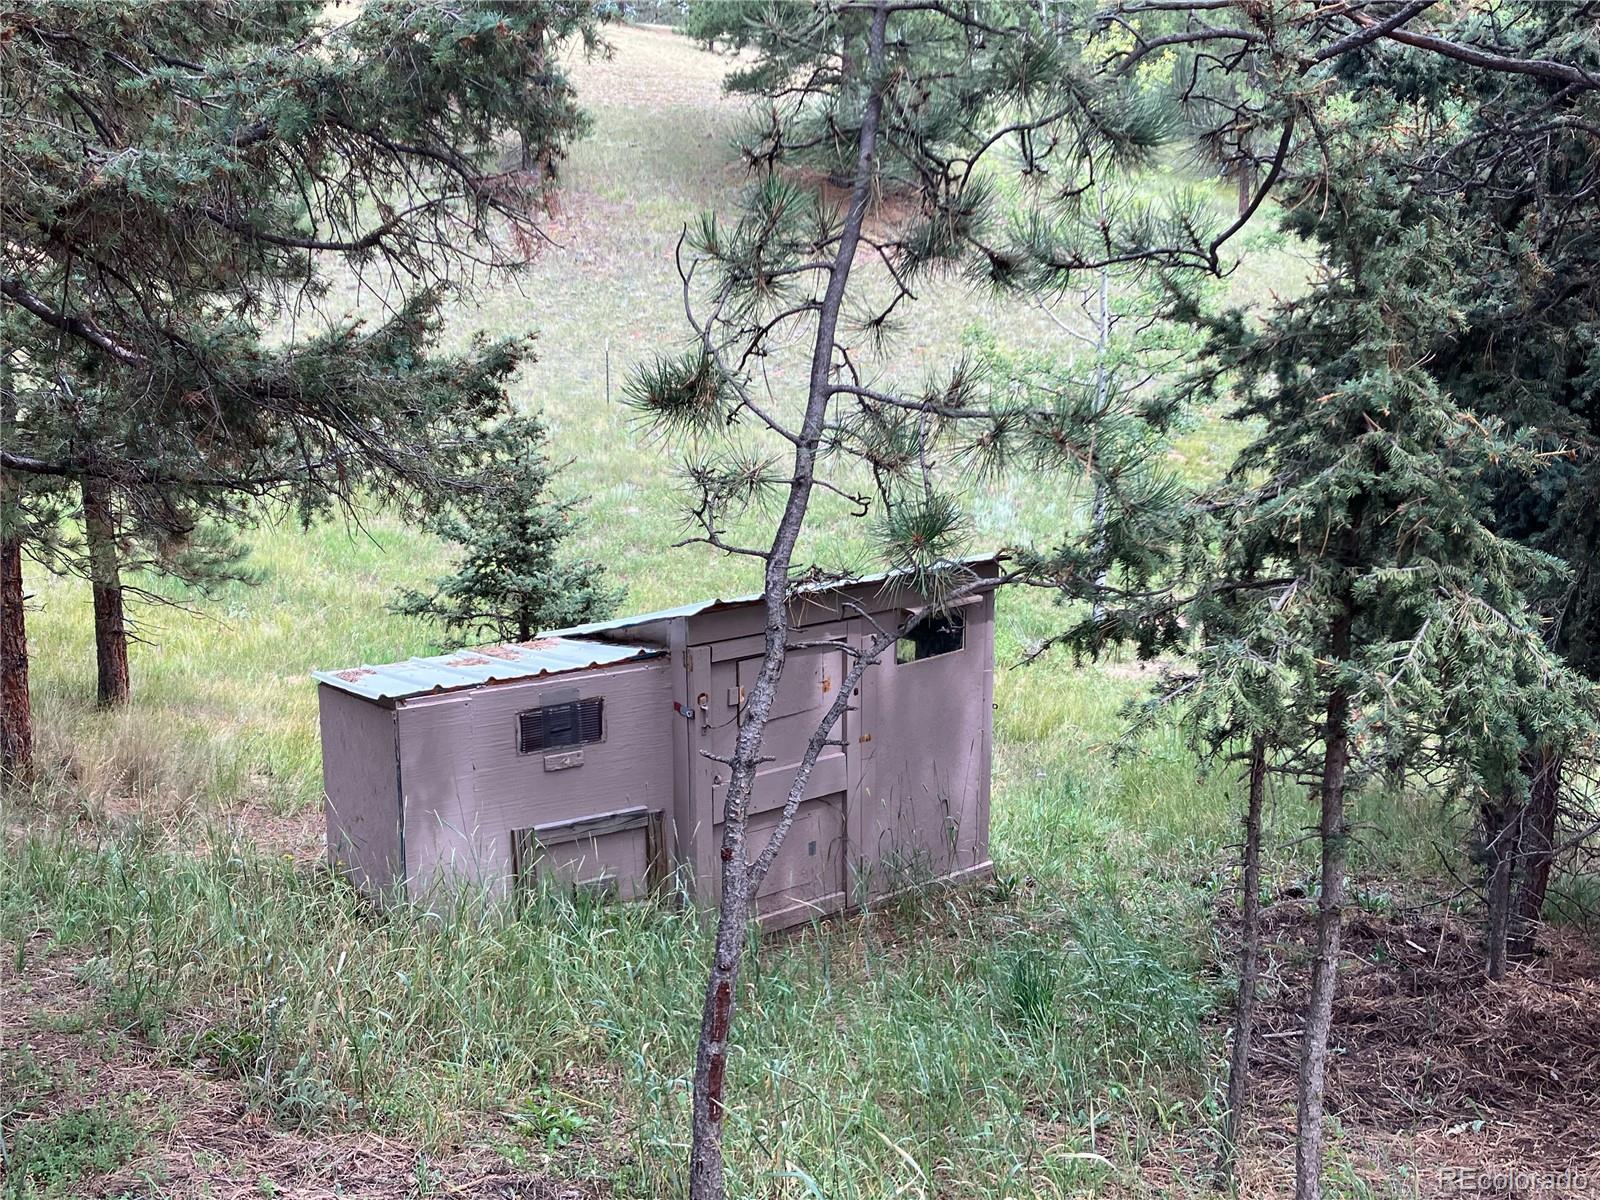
[677,573,996,927]
[396,658,673,899]
[859,594,994,893]
[319,685,403,894]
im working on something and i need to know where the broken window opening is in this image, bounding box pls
[896,610,966,664]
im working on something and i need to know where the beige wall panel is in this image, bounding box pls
[319,686,403,895]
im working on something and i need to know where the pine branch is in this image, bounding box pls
[1,278,146,365]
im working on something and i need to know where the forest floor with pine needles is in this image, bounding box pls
[3,22,1598,1200]
[1194,901,1600,1197]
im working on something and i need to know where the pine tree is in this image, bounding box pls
[1041,9,1600,1183]
[1135,0,1600,980]
[394,416,619,644]
[625,5,1210,1194]
[0,1,606,753]
[0,364,36,779]
[1126,586,1300,1181]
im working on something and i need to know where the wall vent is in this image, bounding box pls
[518,698,603,753]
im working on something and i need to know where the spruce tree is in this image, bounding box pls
[1343,7,1600,966]
[1134,0,1600,980]
[1124,582,1300,1181]
[1165,166,1592,1200]
[1040,8,1600,1184]
[394,416,619,644]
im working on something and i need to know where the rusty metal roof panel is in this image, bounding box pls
[542,553,1003,640]
[545,595,731,637]
[313,636,664,702]
[316,555,1000,701]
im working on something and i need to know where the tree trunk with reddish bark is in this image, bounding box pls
[686,9,889,1197]
[518,20,561,217]
[1510,745,1563,962]
[1,370,31,780]
[0,529,31,780]
[81,475,130,707]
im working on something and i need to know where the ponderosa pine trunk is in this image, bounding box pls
[0,528,31,780]
[1,370,31,780]
[686,8,888,1197]
[1216,735,1268,1185]
[1510,745,1563,962]
[1293,601,1353,1200]
[81,475,130,707]
[518,20,560,216]
[1233,67,1255,217]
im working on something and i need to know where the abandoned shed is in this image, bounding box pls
[315,559,998,928]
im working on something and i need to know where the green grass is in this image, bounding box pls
[0,647,1454,1197]
[0,24,1448,1200]
[2,771,1219,1198]
[2,1103,145,1200]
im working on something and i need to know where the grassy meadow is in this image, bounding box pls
[3,26,1464,1200]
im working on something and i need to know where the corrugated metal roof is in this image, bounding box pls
[313,636,664,702]
[542,553,1002,640]
[317,554,1000,701]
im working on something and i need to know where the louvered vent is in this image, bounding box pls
[518,698,604,753]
